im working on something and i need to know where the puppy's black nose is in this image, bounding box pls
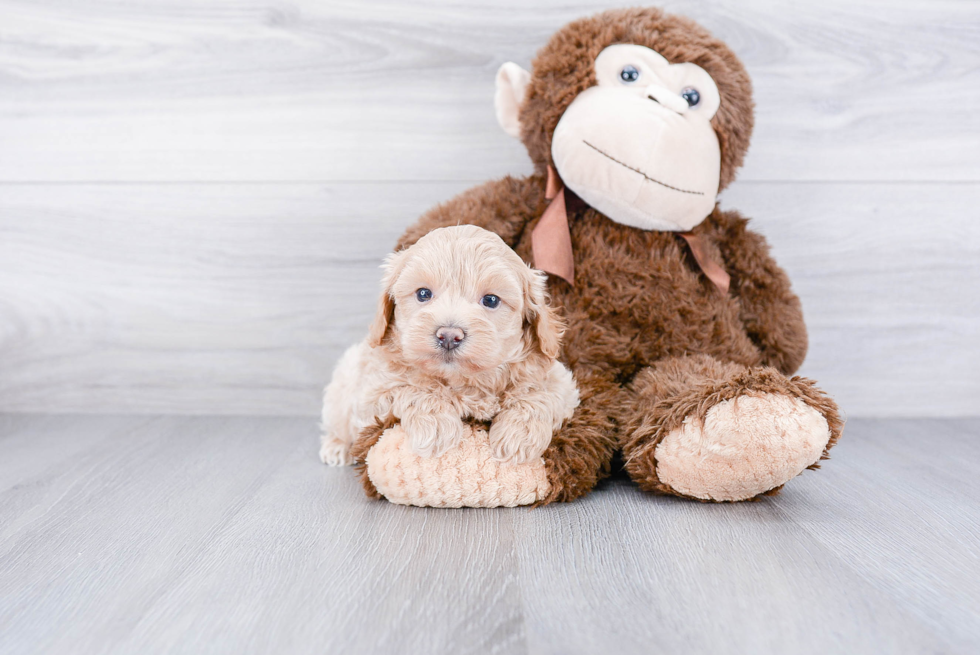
[435,326,465,351]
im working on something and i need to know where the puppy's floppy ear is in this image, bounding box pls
[522,267,564,359]
[367,250,408,347]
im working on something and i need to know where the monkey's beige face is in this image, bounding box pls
[553,45,721,232]
[386,228,530,377]
[496,44,722,232]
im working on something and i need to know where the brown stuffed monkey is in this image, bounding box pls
[357,6,843,505]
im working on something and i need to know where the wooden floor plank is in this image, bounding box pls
[771,419,980,652]
[1,415,978,654]
[0,417,302,654]
[114,443,525,655]
[514,480,947,655]
[0,415,147,492]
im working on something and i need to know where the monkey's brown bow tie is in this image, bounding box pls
[530,166,730,294]
[530,165,576,284]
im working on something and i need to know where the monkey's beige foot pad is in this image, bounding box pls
[365,425,551,508]
[655,393,831,502]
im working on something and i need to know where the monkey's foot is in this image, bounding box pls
[652,393,830,501]
[365,424,551,508]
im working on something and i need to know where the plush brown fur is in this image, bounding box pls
[350,417,393,499]
[391,7,842,503]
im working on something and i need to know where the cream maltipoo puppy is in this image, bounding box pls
[320,225,579,467]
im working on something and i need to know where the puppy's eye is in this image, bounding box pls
[620,65,640,83]
[416,288,432,302]
[481,294,500,309]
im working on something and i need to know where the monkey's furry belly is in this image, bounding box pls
[526,212,762,372]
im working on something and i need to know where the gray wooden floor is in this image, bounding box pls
[1,415,978,654]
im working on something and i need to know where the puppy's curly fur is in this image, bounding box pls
[320,225,579,468]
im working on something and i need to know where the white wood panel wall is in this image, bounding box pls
[1,0,978,417]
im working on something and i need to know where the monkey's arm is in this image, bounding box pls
[395,174,546,250]
[710,209,808,375]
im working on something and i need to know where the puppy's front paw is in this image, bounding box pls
[403,412,464,458]
[489,413,553,465]
[319,437,353,466]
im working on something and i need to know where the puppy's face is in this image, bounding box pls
[368,226,562,376]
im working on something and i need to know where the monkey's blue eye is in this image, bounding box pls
[481,294,500,309]
[620,65,640,83]
[416,288,432,302]
[681,87,701,107]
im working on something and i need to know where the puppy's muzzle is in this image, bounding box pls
[435,326,465,351]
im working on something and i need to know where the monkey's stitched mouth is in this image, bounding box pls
[582,141,705,196]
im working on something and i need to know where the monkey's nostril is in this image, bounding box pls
[647,94,660,104]
[435,326,466,351]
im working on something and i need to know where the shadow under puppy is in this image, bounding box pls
[320,225,579,471]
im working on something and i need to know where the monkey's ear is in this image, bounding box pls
[495,62,531,139]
